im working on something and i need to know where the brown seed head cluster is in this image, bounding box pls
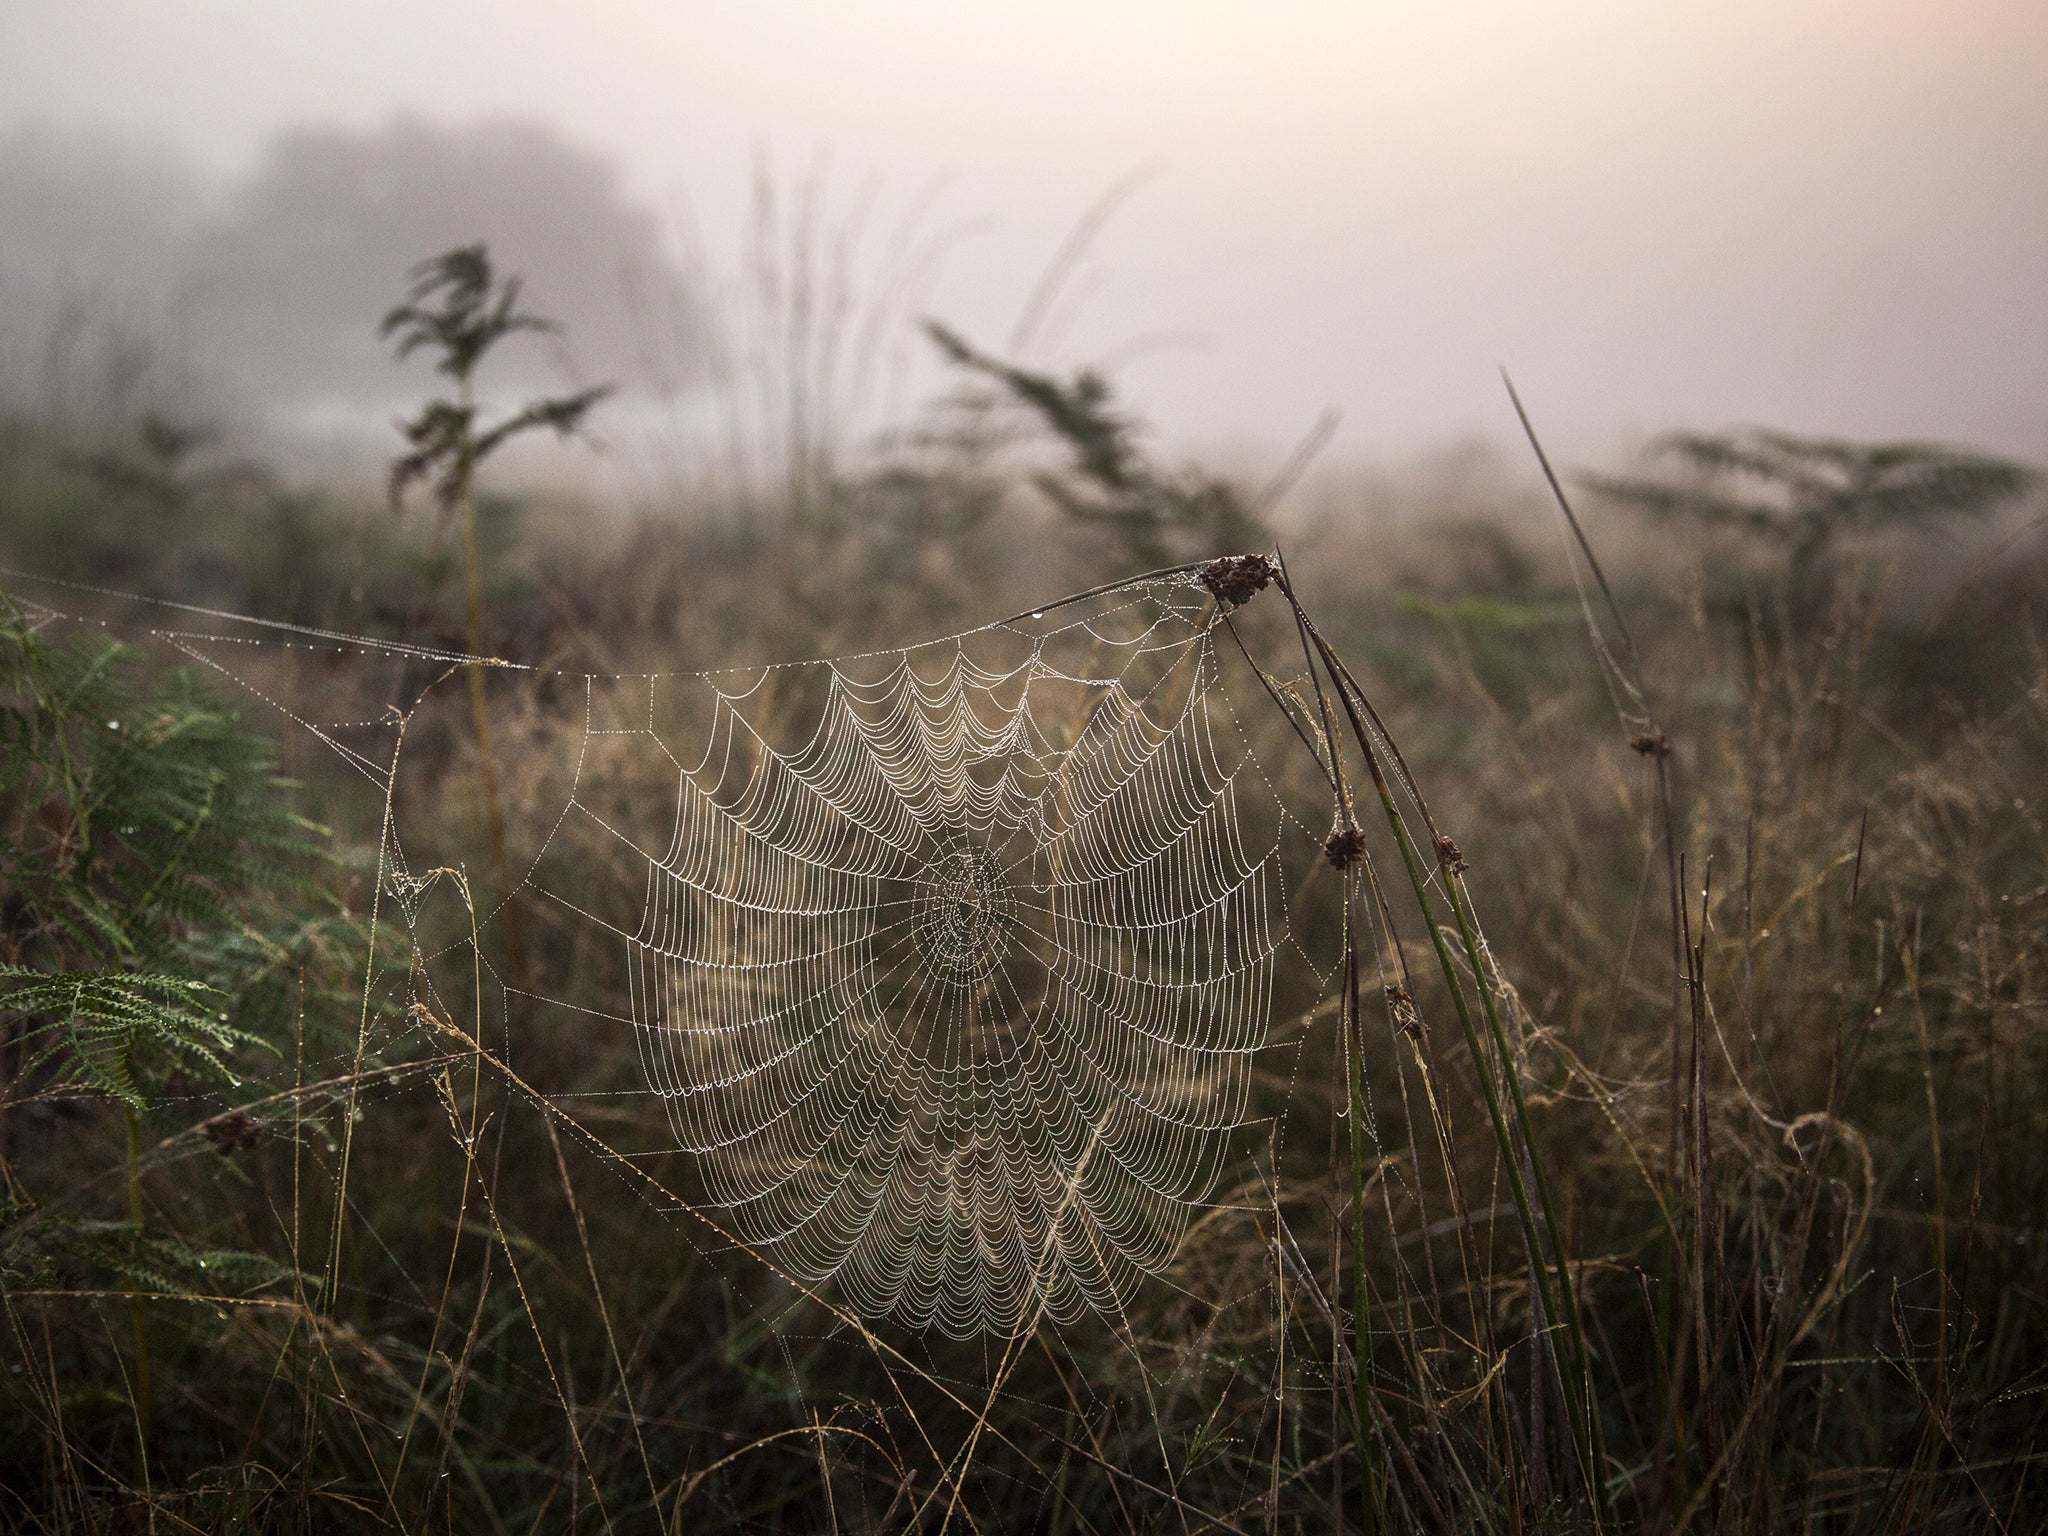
[1385,984,1424,1040]
[1200,553,1279,609]
[1630,730,1673,758]
[1324,825,1368,869]
[1433,833,1468,874]
[203,1109,262,1155]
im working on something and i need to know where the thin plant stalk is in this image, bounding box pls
[1280,578,1607,1520]
[454,375,526,986]
[121,1100,153,1446]
[1343,874,1383,1536]
[1306,595,1610,1493]
[382,243,612,988]
[1266,548,1384,1531]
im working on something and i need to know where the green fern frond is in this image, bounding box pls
[0,966,267,1107]
[3,1211,304,1297]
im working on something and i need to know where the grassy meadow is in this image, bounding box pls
[0,268,2044,1534]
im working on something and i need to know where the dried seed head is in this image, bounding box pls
[1629,730,1673,758]
[1324,825,1368,869]
[203,1109,262,1155]
[1200,553,1278,609]
[1384,985,1424,1040]
[1433,833,1468,874]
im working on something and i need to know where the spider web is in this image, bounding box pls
[545,581,1318,1338]
[617,629,1283,1334]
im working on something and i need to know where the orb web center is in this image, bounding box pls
[912,841,1014,984]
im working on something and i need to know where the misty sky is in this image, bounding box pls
[3,0,2045,469]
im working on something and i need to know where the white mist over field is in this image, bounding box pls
[2,0,2044,475]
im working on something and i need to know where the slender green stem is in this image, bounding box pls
[1282,584,1607,1522]
[456,376,525,988]
[1323,874,1383,1534]
[1343,917,1382,1536]
[123,1100,154,1446]
[1438,864,1607,1508]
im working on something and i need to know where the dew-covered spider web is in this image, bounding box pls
[6,564,1349,1342]
[541,576,1333,1338]
[611,619,1292,1336]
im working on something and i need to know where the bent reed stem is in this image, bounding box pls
[1276,572,1609,1524]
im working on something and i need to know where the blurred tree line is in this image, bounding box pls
[0,116,699,423]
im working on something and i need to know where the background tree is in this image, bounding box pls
[1584,428,2038,594]
[383,243,611,984]
[924,321,1266,568]
[192,118,690,410]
